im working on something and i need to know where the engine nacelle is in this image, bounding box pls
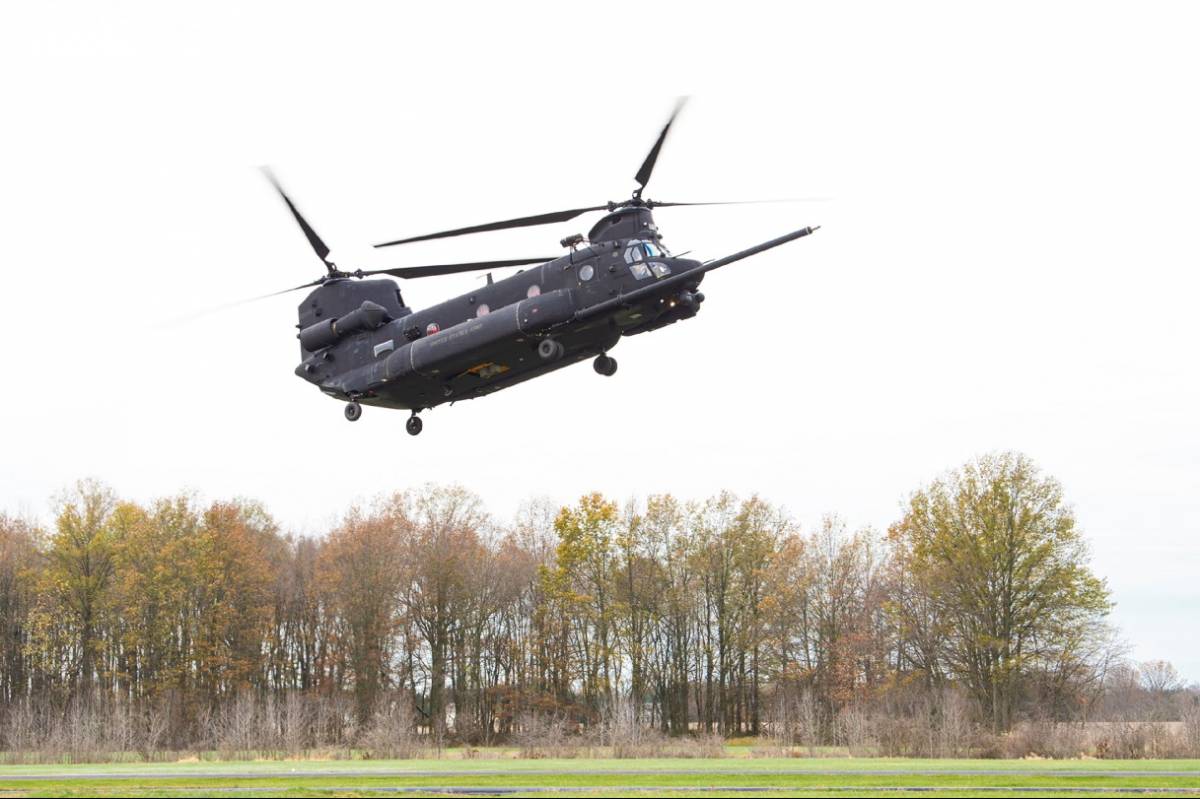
[299,300,390,352]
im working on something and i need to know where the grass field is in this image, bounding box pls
[2,755,1200,798]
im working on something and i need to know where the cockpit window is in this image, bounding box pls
[629,262,652,280]
[624,239,669,265]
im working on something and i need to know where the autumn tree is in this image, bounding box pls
[202,503,275,692]
[803,517,888,720]
[0,474,1149,754]
[640,494,694,734]
[105,497,168,700]
[397,485,489,735]
[28,480,118,697]
[545,493,621,713]
[889,451,1112,732]
[0,514,40,703]
[501,498,566,718]
[690,493,741,733]
[268,534,330,692]
[319,504,407,723]
[611,500,660,722]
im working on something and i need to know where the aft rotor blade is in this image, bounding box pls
[251,278,328,299]
[202,256,555,319]
[374,206,608,248]
[361,256,555,280]
[155,278,327,326]
[634,97,687,194]
[261,167,337,275]
[214,278,329,310]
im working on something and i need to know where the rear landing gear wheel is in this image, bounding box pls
[593,354,618,376]
[538,338,565,362]
[344,402,362,422]
[406,415,423,436]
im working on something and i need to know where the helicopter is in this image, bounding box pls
[262,101,819,435]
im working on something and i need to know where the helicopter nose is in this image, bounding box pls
[674,257,705,277]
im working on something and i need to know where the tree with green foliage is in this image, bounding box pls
[888,452,1112,732]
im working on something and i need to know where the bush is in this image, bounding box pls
[836,706,877,756]
[513,712,577,759]
[591,696,663,758]
[763,687,821,756]
[1182,704,1200,757]
[1004,721,1088,759]
[359,695,424,760]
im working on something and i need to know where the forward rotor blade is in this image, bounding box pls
[648,197,833,209]
[374,206,608,248]
[361,256,555,280]
[634,97,688,194]
[261,167,337,274]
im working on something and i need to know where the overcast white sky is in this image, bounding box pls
[2,1,1198,679]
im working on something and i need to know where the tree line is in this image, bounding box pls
[0,451,1192,755]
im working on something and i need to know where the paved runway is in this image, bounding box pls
[4,766,1200,780]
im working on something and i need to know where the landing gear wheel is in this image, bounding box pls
[406,415,423,436]
[593,354,618,376]
[344,402,362,422]
[538,338,565,362]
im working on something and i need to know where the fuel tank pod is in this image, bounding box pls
[383,289,575,380]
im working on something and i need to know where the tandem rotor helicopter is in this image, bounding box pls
[260,101,820,436]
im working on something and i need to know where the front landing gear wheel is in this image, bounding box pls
[344,402,362,422]
[406,415,423,436]
[593,354,618,376]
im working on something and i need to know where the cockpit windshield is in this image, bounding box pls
[624,239,671,264]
